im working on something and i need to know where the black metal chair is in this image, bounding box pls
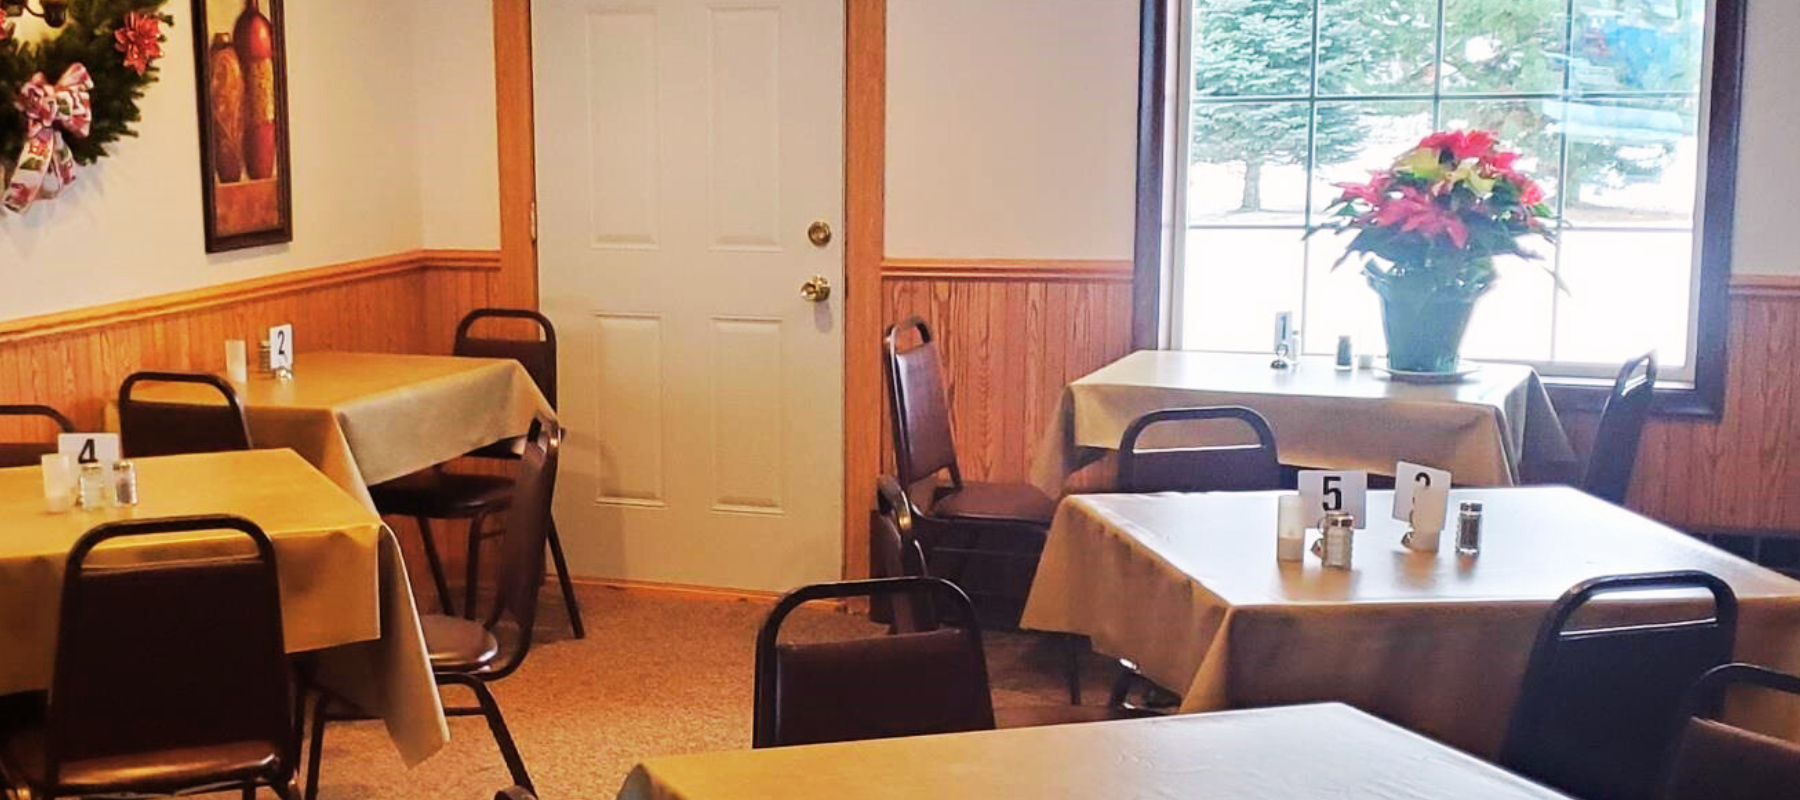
[0,515,299,799]
[371,308,583,638]
[0,404,75,468]
[870,475,934,634]
[117,371,254,457]
[1116,406,1285,493]
[1584,352,1657,505]
[1500,570,1738,800]
[306,416,562,799]
[883,317,1054,632]
[1660,663,1800,800]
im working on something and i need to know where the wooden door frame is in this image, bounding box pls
[842,0,884,580]
[494,0,540,310]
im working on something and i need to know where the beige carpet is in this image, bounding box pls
[291,583,1123,800]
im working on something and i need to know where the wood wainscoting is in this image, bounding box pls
[877,269,1799,541]
[0,249,508,434]
[878,258,1134,487]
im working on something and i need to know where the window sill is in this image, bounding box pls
[1543,378,1722,421]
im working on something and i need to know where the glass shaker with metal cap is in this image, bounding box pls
[1456,501,1484,555]
[1310,511,1356,569]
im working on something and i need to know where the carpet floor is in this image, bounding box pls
[285,583,1124,800]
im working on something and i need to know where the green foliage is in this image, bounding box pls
[0,0,172,168]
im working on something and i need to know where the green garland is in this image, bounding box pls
[0,0,172,168]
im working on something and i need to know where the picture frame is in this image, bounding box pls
[190,0,293,253]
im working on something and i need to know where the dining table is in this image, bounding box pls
[615,703,1577,800]
[1029,350,1576,495]
[109,351,555,509]
[1019,486,1800,758]
[0,449,449,766]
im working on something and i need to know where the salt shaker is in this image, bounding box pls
[113,460,139,507]
[1456,501,1484,555]
[1311,511,1356,569]
[78,461,109,510]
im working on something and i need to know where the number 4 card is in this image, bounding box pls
[1297,470,1368,529]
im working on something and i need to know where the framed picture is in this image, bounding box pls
[191,0,292,252]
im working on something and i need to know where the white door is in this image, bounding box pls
[533,0,844,591]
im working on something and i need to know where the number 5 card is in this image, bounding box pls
[1297,470,1368,529]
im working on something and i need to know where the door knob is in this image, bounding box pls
[807,220,833,247]
[800,276,832,302]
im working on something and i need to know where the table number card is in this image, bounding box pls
[1297,470,1367,528]
[57,433,121,469]
[1392,461,1452,523]
[268,323,295,372]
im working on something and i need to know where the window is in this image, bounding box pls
[1161,0,1743,405]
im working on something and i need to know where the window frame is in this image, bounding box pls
[1132,0,1747,418]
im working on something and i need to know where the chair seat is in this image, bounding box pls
[2,726,279,795]
[371,470,514,518]
[930,482,1056,526]
[994,704,1154,729]
[467,435,527,461]
[421,613,501,672]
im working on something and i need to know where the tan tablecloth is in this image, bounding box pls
[0,450,448,766]
[616,703,1575,800]
[114,352,554,509]
[1020,487,1800,757]
[1029,350,1575,495]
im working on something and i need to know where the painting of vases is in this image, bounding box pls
[193,0,292,252]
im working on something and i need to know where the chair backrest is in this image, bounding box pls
[45,515,291,788]
[456,309,558,410]
[1660,664,1800,800]
[1501,570,1738,800]
[1585,352,1657,505]
[117,371,254,458]
[0,404,76,468]
[484,415,562,677]
[752,577,993,748]
[1116,406,1284,493]
[883,318,961,490]
[873,476,934,633]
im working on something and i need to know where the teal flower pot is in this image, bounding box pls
[1373,281,1482,374]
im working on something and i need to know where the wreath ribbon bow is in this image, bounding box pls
[5,64,94,214]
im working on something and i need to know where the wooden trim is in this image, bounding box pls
[1730,274,1800,298]
[843,0,885,581]
[569,576,785,603]
[881,258,1133,283]
[1684,0,1748,419]
[1130,0,1173,348]
[494,0,539,310]
[0,249,499,345]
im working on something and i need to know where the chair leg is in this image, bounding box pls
[303,693,330,800]
[1063,634,1083,705]
[465,510,491,621]
[243,786,256,800]
[547,520,586,638]
[414,516,457,616]
[441,673,533,794]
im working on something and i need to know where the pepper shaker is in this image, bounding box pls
[113,460,139,507]
[1456,501,1484,555]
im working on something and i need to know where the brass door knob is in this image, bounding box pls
[800,276,832,302]
[807,220,833,247]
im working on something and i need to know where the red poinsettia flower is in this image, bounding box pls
[115,12,164,76]
[1419,130,1498,162]
[1371,187,1471,249]
[1333,171,1393,205]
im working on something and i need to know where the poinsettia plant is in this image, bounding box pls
[1317,130,1558,298]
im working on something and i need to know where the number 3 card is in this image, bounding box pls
[1298,470,1368,528]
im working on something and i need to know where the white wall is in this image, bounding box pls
[885,0,1140,261]
[1731,0,1800,276]
[886,0,1796,276]
[0,0,500,321]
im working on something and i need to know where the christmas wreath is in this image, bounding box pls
[0,0,171,212]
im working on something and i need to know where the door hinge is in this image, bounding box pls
[530,201,539,243]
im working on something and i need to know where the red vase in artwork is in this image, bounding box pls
[234,0,278,181]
